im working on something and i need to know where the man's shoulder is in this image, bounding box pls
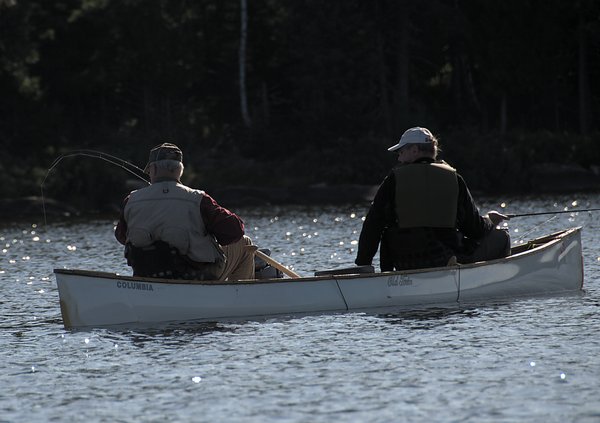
[175,182,205,196]
[430,160,457,172]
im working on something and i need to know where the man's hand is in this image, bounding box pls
[486,210,509,226]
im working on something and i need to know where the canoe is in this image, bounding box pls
[54,227,584,329]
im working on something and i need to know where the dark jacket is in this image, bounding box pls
[355,158,494,270]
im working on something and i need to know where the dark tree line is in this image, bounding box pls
[1,0,600,206]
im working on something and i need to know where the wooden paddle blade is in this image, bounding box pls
[254,250,301,279]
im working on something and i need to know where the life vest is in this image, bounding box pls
[124,181,224,263]
[393,162,458,228]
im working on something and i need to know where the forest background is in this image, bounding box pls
[2,0,600,212]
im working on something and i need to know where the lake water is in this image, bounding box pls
[2,194,600,422]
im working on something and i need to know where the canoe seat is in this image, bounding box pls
[314,265,375,276]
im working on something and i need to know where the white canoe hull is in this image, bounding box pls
[55,227,584,329]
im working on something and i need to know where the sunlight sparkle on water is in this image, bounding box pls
[530,361,536,367]
[67,245,77,251]
[560,373,566,380]
[192,376,202,383]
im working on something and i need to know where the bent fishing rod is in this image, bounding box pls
[41,149,150,224]
[506,208,600,218]
[43,149,150,185]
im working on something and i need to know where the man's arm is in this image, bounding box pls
[455,174,493,239]
[114,195,130,245]
[355,173,395,265]
[200,193,245,246]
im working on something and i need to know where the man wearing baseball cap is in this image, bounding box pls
[355,127,510,271]
[115,143,255,281]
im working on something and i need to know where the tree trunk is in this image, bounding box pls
[375,1,392,137]
[239,0,251,128]
[395,8,409,132]
[261,81,270,125]
[578,12,589,135]
[500,92,507,134]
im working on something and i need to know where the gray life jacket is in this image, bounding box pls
[124,181,224,263]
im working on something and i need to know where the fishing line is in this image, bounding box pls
[513,215,558,244]
[506,208,600,218]
[40,149,150,225]
[510,206,598,243]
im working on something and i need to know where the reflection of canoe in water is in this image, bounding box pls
[55,227,584,329]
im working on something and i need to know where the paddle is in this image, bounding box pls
[505,207,600,218]
[247,246,301,279]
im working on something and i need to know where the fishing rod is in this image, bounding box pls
[43,149,150,185]
[41,149,150,224]
[506,208,600,218]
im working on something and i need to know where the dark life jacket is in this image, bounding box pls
[384,162,459,270]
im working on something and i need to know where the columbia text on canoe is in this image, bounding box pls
[116,281,155,292]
